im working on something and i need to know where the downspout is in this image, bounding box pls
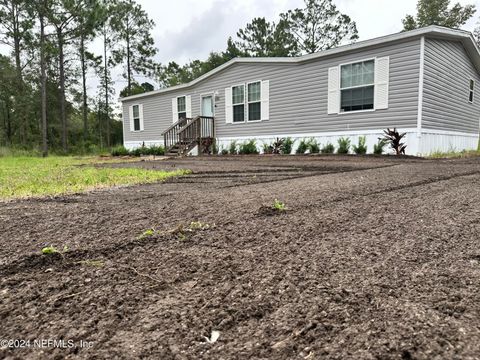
[416,36,425,154]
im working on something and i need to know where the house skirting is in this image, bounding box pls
[124,128,479,156]
[215,129,479,156]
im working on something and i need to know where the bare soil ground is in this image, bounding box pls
[1,155,480,359]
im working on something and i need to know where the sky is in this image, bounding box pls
[98,0,480,95]
[2,0,480,99]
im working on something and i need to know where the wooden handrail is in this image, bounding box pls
[164,115,215,155]
[161,117,190,136]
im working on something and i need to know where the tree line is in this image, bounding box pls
[0,0,478,155]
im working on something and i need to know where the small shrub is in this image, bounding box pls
[145,145,165,156]
[373,139,388,155]
[308,138,320,154]
[337,137,351,154]
[382,128,407,155]
[296,139,309,154]
[228,141,238,155]
[352,136,367,155]
[212,142,219,155]
[281,137,294,155]
[111,145,129,157]
[321,143,335,154]
[262,142,273,154]
[273,199,286,211]
[239,140,259,155]
[221,149,229,155]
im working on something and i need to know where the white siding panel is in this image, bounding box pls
[128,105,134,132]
[186,95,192,118]
[225,87,233,124]
[261,80,270,120]
[171,98,177,123]
[375,57,390,109]
[328,66,340,114]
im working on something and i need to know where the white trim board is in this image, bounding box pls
[119,26,480,102]
[417,36,425,137]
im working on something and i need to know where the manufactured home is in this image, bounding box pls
[119,26,480,156]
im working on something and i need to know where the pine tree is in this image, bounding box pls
[280,0,358,54]
[402,0,476,31]
[110,0,157,97]
[234,17,298,57]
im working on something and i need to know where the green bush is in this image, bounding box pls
[111,145,129,157]
[221,149,229,155]
[228,141,238,155]
[337,137,351,154]
[373,139,388,155]
[320,143,335,154]
[238,140,259,154]
[352,136,367,155]
[321,143,335,154]
[118,144,165,157]
[262,142,273,154]
[296,139,309,154]
[141,145,165,156]
[308,138,320,153]
[281,137,294,155]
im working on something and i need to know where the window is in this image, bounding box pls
[177,96,186,119]
[132,105,140,131]
[469,79,474,103]
[340,60,375,112]
[232,85,245,122]
[247,81,261,121]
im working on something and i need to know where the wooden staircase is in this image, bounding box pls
[162,116,215,156]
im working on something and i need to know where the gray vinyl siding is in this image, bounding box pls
[423,38,480,133]
[122,38,421,142]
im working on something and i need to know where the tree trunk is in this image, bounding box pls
[40,12,48,157]
[11,2,26,146]
[57,28,67,153]
[103,30,110,147]
[80,34,88,145]
[126,15,131,96]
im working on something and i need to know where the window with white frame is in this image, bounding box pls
[232,85,245,122]
[177,96,186,119]
[469,79,474,103]
[247,81,261,121]
[132,105,141,131]
[340,60,375,112]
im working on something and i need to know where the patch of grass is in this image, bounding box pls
[273,199,286,211]
[138,228,156,239]
[41,246,59,255]
[78,259,105,267]
[0,156,190,200]
[428,149,480,159]
[189,221,211,230]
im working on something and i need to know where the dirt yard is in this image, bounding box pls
[1,155,480,359]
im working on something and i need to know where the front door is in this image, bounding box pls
[201,95,214,117]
